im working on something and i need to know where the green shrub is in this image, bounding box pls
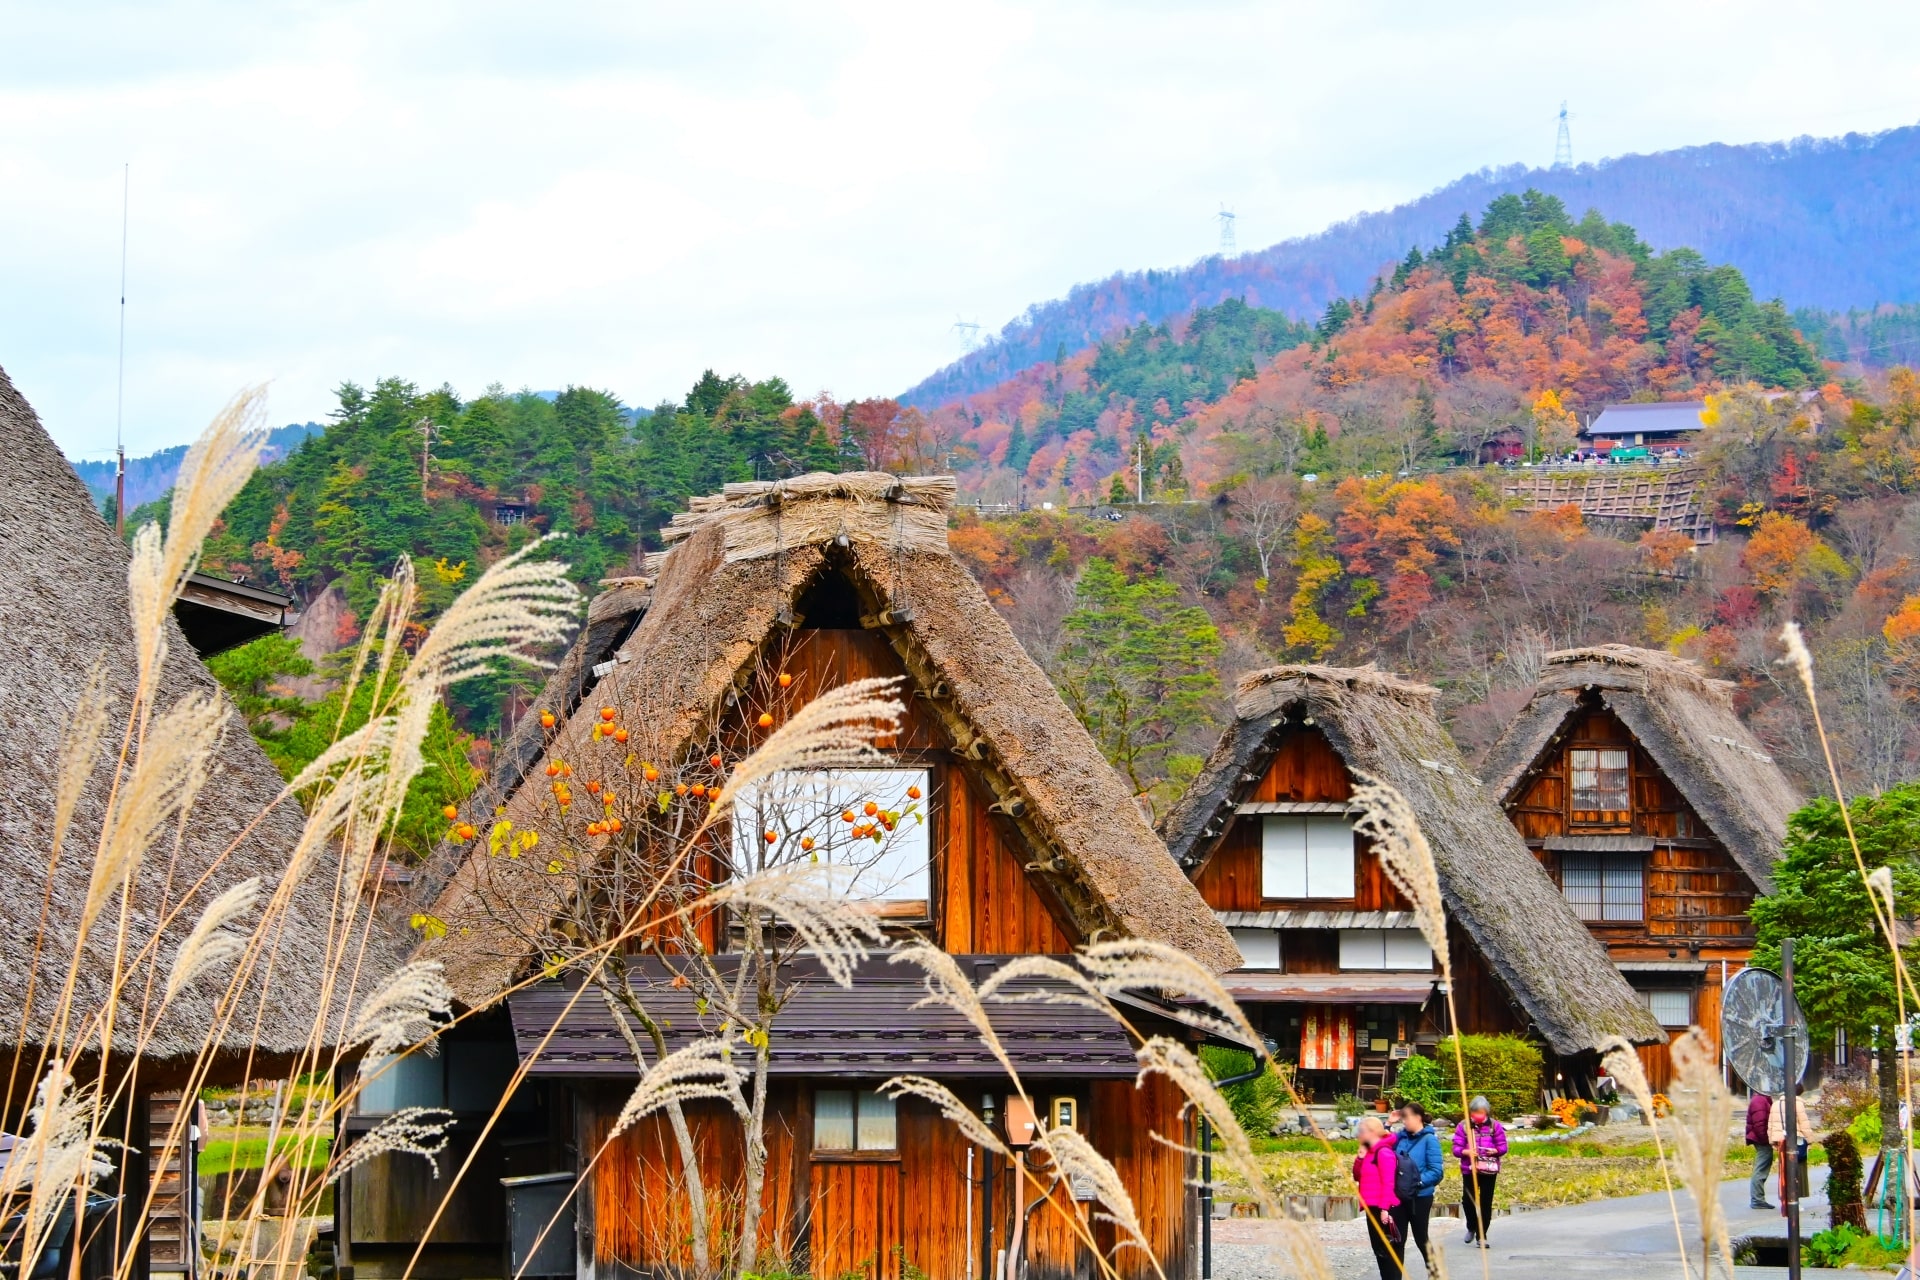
[1432,1034,1545,1119]
[1391,1054,1454,1121]
[1848,1103,1882,1149]
[1802,1224,1866,1268]
[1201,1046,1289,1138]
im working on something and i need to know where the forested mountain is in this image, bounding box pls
[73,422,320,514]
[905,122,1920,408]
[934,191,1824,504]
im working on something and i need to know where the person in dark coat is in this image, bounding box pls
[1746,1092,1774,1209]
[1395,1102,1445,1266]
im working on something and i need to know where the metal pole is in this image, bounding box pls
[1784,938,1802,1280]
[981,1094,996,1280]
[1200,1115,1213,1280]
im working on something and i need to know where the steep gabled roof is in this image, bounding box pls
[419,472,1239,1005]
[1482,644,1799,893]
[0,364,401,1070]
[1160,663,1664,1054]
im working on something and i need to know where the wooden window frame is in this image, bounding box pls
[1567,744,1632,828]
[810,1087,901,1160]
[1558,851,1646,924]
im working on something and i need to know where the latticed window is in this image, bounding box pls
[1570,747,1630,816]
[1560,852,1643,922]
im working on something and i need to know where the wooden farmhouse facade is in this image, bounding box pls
[1484,645,1800,1089]
[1158,665,1662,1104]
[383,474,1240,1280]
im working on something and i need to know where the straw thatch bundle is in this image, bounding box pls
[1160,663,1664,1053]
[419,473,1237,1005]
[1482,644,1798,892]
[0,365,401,1074]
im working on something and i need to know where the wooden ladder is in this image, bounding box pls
[146,1093,198,1279]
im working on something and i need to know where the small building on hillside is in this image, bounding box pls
[0,363,404,1280]
[1585,401,1706,453]
[394,473,1239,1280]
[1158,665,1661,1106]
[1483,645,1800,1090]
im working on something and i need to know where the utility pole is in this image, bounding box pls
[1134,438,1147,504]
[1217,205,1237,256]
[1783,937,1802,1280]
[115,162,129,538]
[1554,102,1573,169]
[417,416,436,499]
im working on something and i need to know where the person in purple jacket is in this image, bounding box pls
[1453,1095,1508,1246]
[1352,1115,1404,1277]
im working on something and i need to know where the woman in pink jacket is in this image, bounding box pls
[1453,1095,1509,1247]
[1352,1115,1404,1278]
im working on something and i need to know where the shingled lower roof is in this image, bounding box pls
[1160,664,1664,1054]
[418,472,1239,1005]
[0,363,402,1069]
[1482,644,1798,893]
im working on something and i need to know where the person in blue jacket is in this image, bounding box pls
[1393,1101,1446,1267]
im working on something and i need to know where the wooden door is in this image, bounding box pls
[809,1161,903,1280]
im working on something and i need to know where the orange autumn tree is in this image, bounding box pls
[1332,476,1463,632]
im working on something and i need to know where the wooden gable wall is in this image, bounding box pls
[1191,728,1409,914]
[748,624,1074,955]
[1506,704,1757,956]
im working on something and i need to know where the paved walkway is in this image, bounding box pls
[1210,1169,1864,1278]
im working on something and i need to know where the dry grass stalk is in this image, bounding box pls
[1600,1035,1691,1279]
[712,676,904,806]
[1667,1029,1734,1278]
[1264,1220,1339,1280]
[708,864,889,987]
[347,961,454,1058]
[51,663,112,860]
[1041,1125,1150,1254]
[329,1105,455,1181]
[80,688,226,939]
[1347,774,1451,982]
[126,385,270,706]
[163,875,260,1002]
[880,1076,1007,1154]
[612,1038,749,1137]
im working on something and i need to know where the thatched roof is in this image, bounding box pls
[1482,644,1798,892]
[1159,664,1664,1054]
[419,472,1238,1004]
[0,364,401,1073]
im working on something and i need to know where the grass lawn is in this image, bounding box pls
[199,1132,331,1176]
[1217,1124,1778,1212]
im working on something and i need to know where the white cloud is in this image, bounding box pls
[4,0,1918,455]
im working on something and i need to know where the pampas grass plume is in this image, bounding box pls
[164,876,261,1002]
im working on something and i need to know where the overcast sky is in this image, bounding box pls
[7,1,1919,459]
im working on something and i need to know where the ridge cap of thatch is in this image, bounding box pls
[1234,663,1440,718]
[656,471,957,565]
[1540,643,1733,700]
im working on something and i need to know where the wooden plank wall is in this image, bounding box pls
[350,1134,503,1245]
[580,1082,1193,1280]
[1191,729,1408,914]
[751,627,1074,954]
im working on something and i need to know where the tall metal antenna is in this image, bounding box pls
[951,317,982,354]
[1554,102,1573,169]
[1217,205,1237,256]
[115,163,129,537]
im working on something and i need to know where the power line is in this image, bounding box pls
[1554,102,1573,169]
